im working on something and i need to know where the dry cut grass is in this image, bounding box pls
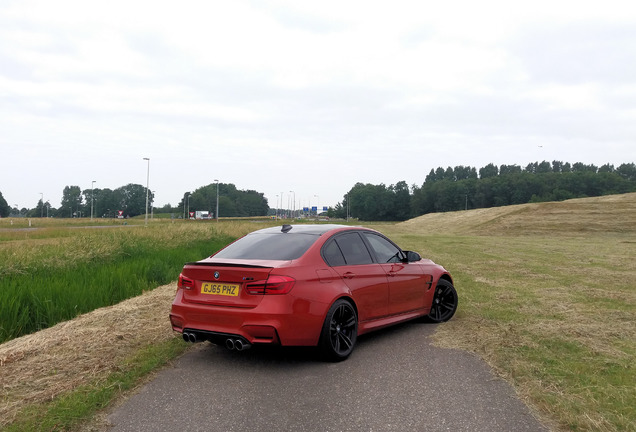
[0,282,177,428]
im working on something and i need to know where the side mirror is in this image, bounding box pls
[404,251,421,262]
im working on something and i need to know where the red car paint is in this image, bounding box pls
[170,224,456,360]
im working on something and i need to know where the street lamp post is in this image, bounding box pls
[40,193,43,217]
[289,190,295,218]
[214,179,219,221]
[91,180,96,221]
[280,192,284,218]
[143,158,150,226]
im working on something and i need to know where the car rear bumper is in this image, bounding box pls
[169,290,327,347]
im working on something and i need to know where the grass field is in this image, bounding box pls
[0,218,260,342]
[1,194,634,431]
[373,193,636,431]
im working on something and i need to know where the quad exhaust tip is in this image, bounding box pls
[182,332,251,351]
[182,332,197,343]
[226,338,251,351]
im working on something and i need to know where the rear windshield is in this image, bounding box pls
[213,233,319,260]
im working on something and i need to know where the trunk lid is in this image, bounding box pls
[180,260,277,308]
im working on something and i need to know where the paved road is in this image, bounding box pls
[106,322,549,432]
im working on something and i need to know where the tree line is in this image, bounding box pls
[328,161,636,221]
[179,183,268,218]
[0,182,268,219]
[2,161,635,220]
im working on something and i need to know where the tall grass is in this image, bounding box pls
[0,220,261,343]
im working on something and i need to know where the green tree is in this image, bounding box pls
[82,188,119,218]
[500,164,522,175]
[60,186,83,217]
[454,166,478,181]
[114,184,153,217]
[390,181,411,220]
[617,163,636,181]
[479,163,499,178]
[536,161,552,173]
[179,183,268,218]
[0,191,10,217]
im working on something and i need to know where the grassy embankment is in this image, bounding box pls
[0,218,258,342]
[373,193,636,432]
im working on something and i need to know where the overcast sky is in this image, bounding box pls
[1,0,635,211]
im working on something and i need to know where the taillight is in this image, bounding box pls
[178,273,195,290]
[246,275,295,295]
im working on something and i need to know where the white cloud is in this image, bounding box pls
[1,0,636,209]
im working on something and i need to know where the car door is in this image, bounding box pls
[361,232,428,315]
[322,232,389,322]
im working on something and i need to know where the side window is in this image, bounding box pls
[363,232,402,263]
[334,232,374,265]
[322,239,346,267]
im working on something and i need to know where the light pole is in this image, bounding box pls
[314,194,319,216]
[289,190,295,218]
[39,193,43,217]
[215,179,219,222]
[91,180,96,221]
[143,158,150,226]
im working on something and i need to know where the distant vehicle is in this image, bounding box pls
[194,211,211,220]
[170,224,457,361]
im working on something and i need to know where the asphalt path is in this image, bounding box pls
[106,322,549,432]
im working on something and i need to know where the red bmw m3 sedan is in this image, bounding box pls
[170,224,457,361]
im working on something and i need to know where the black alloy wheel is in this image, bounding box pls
[320,299,357,361]
[426,279,458,323]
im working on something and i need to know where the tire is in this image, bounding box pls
[319,299,358,361]
[426,279,458,323]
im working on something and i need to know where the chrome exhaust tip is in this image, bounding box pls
[225,338,236,350]
[235,339,251,351]
[183,332,198,343]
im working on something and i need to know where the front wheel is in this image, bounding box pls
[426,279,458,323]
[319,299,358,361]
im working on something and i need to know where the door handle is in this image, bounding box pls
[342,272,356,279]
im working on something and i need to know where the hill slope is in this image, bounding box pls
[398,192,636,236]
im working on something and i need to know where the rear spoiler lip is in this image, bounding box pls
[183,261,274,269]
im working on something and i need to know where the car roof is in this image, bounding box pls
[250,224,355,236]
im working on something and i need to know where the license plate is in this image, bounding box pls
[201,282,240,296]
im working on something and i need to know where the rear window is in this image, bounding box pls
[213,233,319,260]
